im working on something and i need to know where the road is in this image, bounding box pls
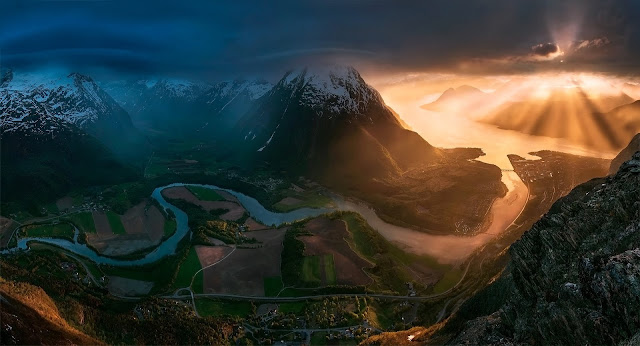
[163,260,472,303]
[4,208,91,247]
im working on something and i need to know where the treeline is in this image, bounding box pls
[165,197,255,245]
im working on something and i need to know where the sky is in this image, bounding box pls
[1,0,639,80]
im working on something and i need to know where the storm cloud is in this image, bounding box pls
[0,0,639,78]
[531,43,560,57]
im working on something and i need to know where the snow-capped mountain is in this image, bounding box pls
[1,70,148,160]
[275,65,384,116]
[101,77,272,137]
[195,79,272,131]
[99,78,211,126]
[234,65,438,180]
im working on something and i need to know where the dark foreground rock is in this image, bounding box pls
[448,152,640,345]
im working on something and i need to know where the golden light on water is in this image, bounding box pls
[367,71,636,169]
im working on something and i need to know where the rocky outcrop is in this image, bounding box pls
[450,152,640,345]
[610,134,640,174]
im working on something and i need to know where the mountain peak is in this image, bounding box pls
[281,65,363,87]
[67,72,94,83]
[276,65,382,115]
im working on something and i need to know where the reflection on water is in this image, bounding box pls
[390,101,616,169]
[346,97,616,263]
[336,171,528,264]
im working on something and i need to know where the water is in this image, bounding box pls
[5,183,331,266]
[334,171,528,264]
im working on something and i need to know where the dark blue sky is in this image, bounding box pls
[1,0,639,79]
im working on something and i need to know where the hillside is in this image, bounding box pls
[0,115,138,210]
[0,278,101,345]
[233,66,505,234]
[429,151,640,344]
[421,85,485,112]
[1,70,149,161]
[610,133,640,174]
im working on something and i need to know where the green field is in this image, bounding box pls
[195,299,253,318]
[431,268,463,294]
[23,223,74,239]
[264,276,284,297]
[324,254,337,285]
[164,219,177,237]
[106,211,127,235]
[186,186,225,201]
[173,247,202,289]
[340,212,450,293]
[192,270,204,294]
[301,256,322,286]
[100,256,180,292]
[310,332,328,345]
[278,302,306,314]
[272,191,333,212]
[66,212,96,233]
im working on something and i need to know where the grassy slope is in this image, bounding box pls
[0,278,102,345]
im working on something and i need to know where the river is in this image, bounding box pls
[334,171,528,264]
[6,183,331,266]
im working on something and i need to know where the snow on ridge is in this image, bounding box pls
[1,71,116,134]
[279,65,382,116]
[206,79,273,102]
[257,127,278,152]
[150,79,211,100]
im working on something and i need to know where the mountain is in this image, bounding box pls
[1,70,149,160]
[100,78,210,134]
[0,279,101,345]
[433,152,640,345]
[1,70,140,207]
[622,82,640,99]
[421,85,485,112]
[233,66,504,233]
[610,133,640,174]
[481,90,639,151]
[101,78,272,138]
[235,65,440,177]
[194,79,272,132]
[0,108,137,207]
[607,100,640,134]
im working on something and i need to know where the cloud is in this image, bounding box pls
[531,43,561,57]
[0,0,639,78]
[572,37,611,51]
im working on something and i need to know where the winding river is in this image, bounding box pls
[5,176,526,266]
[7,183,331,266]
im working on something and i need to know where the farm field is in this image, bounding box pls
[174,247,203,291]
[162,186,245,221]
[106,211,127,235]
[186,186,225,201]
[202,229,286,296]
[195,298,253,318]
[300,217,373,286]
[23,223,75,240]
[66,212,96,233]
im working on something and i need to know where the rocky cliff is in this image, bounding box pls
[447,151,640,345]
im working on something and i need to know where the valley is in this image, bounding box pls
[4,2,640,344]
[0,65,630,345]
